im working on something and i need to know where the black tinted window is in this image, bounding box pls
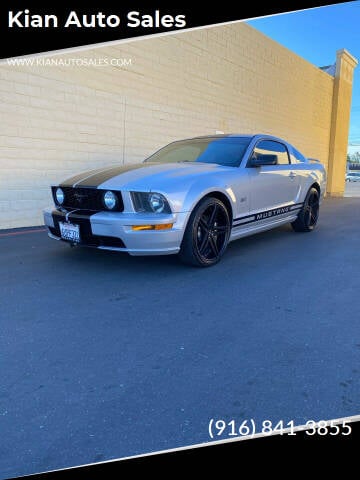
[144,137,252,167]
[252,140,289,165]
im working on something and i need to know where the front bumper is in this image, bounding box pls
[43,208,188,256]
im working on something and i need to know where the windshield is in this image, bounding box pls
[144,137,252,167]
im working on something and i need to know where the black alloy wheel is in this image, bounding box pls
[291,187,320,232]
[179,197,231,267]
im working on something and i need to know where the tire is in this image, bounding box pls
[291,187,320,232]
[178,197,231,267]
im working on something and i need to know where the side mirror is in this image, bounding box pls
[249,154,278,167]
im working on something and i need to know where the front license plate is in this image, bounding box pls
[59,222,80,243]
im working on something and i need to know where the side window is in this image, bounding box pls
[252,140,290,165]
[292,147,307,163]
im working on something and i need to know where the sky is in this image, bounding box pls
[247,1,360,153]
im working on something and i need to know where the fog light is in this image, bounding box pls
[55,187,64,205]
[103,191,117,210]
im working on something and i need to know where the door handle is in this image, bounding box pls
[289,172,297,179]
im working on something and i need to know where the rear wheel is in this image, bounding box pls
[179,197,231,267]
[291,187,320,232]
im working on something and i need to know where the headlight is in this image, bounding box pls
[131,192,171,214]
[149,193,166,213]
[55,187,64,205]
[103,191,117,210]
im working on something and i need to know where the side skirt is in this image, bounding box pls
[229,214,298,242]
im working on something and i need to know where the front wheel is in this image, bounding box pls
[291,187,320,232]
[178,197,231,267]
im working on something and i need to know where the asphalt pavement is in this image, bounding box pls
[1,197,360,478]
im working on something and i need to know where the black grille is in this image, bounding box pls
[50,211,126,249]
[52,187,124,212]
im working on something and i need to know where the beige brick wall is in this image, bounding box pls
[0,23,335,228]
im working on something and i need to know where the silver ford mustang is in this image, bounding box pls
[43,134,326,267]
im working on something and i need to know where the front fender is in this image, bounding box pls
[178,182,236,237]
[184,185,235,214]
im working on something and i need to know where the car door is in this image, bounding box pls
[246,139,300,214]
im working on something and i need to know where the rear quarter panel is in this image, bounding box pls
[295,162,326,201]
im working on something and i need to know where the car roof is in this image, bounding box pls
[176,133,289,143]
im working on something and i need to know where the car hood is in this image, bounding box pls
[59,162,232,190]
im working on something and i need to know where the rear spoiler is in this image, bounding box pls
[308,158,321,164]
